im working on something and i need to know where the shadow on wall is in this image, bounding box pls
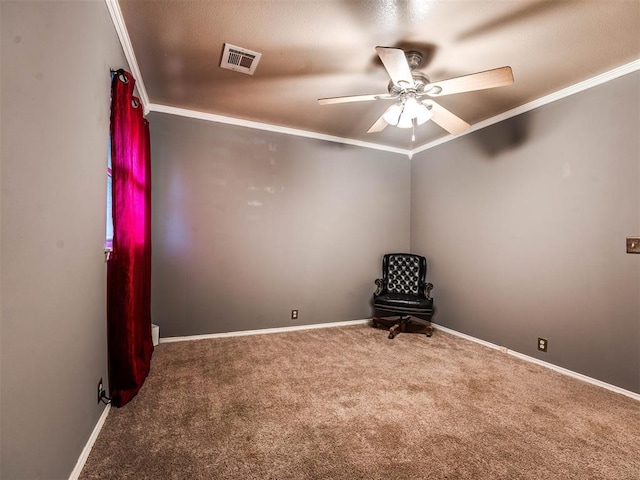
[471,114,531,158]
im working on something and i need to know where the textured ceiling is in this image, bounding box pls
[118,0,640,150]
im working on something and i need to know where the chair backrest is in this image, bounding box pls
[382,253,426,295]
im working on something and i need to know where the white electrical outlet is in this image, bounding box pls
[538,338,548,352]
[97,378,104,404]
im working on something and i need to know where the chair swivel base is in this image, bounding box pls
[372,315,433,339]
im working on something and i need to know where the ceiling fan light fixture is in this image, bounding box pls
[392,96,433,129]
[415,103,433,125]
[383,103,402,126]
[405,96,433,125]
[397,108,414,129]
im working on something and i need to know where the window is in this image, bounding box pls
[105,139,114,250]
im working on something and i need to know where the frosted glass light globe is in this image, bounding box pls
[382,104,402,126]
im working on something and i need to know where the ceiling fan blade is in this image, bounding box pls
[367,113,389,133]
[318,93,393,105]
[376,47,415,89]
[424,100,471,135]
[425,66,514,97]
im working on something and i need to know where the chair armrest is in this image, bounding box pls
[425,282,434,301]
[374,278,384,297]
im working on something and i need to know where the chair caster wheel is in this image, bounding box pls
[426,332,432,337]
[388,333,395,339]
[372,322,378,328]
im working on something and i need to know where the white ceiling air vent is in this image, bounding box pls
[220,43,262,75]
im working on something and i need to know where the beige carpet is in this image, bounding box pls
[81,325,640,479]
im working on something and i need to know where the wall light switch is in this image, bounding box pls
[627,237,640,254]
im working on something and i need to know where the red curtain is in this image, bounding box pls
[107,69,153,407]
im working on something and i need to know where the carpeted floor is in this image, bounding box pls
[81,325,640,479]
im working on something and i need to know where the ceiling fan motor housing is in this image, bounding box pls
[388,71,431,96]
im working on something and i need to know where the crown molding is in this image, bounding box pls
[104,0,150,114]
[148,104,409,156]
[410,58,640,157]
[105,0,638,156]
[149,57,639,158]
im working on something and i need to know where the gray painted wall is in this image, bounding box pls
[1,2,128,478]
[1,4,636,479]
[149,113,410,337]
[411,71,640,393]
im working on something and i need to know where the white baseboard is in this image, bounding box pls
[432,323,640,402]
[68,404,111,480]
[159,319,370,343]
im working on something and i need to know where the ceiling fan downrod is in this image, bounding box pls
[404,51,423,70]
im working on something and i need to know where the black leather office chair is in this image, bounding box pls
[372,253,434,339]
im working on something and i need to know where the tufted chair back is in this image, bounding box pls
[382,253,426,296]
[373,253,434,339]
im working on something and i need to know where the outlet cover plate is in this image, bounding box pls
[627,237,640,254]
[538,337,548,352]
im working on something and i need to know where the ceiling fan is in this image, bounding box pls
[318,47,514,138]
